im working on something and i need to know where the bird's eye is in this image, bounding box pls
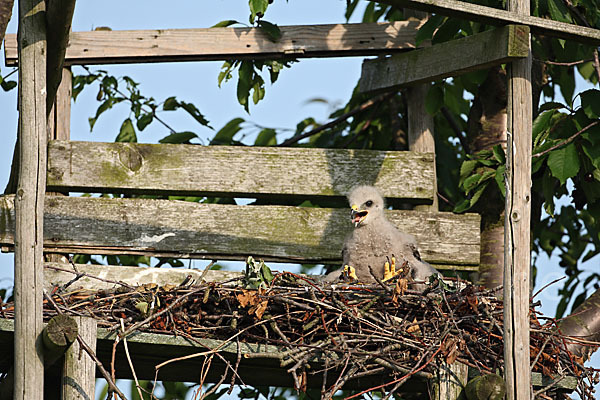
[365,200,373,207]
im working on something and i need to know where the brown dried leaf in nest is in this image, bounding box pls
[441,335,465,364]
[392,278,409,304]
[466,295,478,312]
[249,300,269,319]
[406,317,421,334]
[138,283,158,291]
[162,284,176,292]
[236,290,260,308]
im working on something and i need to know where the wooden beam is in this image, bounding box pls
[404,11,438,213]
[0,195,481,267]
[14,0,47,399]
[432,362,468,400]
[4,20,424,66]
[371,0,600,45]
[46,140,435,202]
[360,25,529,92]
[503,0,533,399]
[45,0,75,114]
[62,317,96,400]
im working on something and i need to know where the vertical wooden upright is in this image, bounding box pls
[404,10,438,212]
[62,317,97,400]
[503,1,533,400]
[14,0,47,399]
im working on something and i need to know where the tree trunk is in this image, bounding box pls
[466,66,507,289]
[0,0,14,45]
[559,288,600,362]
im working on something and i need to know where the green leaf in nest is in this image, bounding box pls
[547,143,580,185]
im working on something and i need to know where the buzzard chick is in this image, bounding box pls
[323,185,439,289]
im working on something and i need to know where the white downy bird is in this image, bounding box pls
[324,185,439,289]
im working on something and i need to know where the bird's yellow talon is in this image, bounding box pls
[343,265,358,281]
[383,256,401,281]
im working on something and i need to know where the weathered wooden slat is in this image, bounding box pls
[0,195,481,266]
[4,20,424,66]
[360,25,528,92]
[372,0,600,45]
[46,140,435,201]
[43,263,244,292]
[0,318,578,390]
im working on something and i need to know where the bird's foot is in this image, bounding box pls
[383,256,406,282]
[343,265,358,281]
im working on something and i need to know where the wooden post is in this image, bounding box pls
[48,67,72,142]
[503,2,532,400]
[14,0,47,399]
[62,317,97,400]
[404,10,438,212]
[432,362,468,399]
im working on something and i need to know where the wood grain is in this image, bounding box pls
[14,1,46,399]
[4,20,424,66]
[46,140,435,201]
[62,317,97,400]
[503,0,533,398]
[360,25,529,92]
[372,0,600,45]
[0,195,481,267]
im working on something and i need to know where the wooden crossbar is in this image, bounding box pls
[372,0,600,45]
[4,20,424,66]
[0,195,481,267]
[360,25,529,92]
[47,140,435,202]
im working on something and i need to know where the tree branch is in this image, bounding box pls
[532,120,599,158]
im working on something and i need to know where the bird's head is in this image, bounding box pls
[347,185,385,227]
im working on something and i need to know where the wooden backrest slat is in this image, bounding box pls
[4,21,423,66]
[47,140,435,202]
[0,195,480,267]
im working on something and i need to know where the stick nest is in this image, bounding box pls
[2,270,598,399]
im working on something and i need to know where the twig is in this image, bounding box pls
[121,318,144,399]
[278,92,394,146]
[533,121,599,158]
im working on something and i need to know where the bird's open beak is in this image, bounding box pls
[351,204,368,227]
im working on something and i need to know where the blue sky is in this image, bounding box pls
[1,1,598,398]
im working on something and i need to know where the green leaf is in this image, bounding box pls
[116,118,137,143]
[258,20,281,42]
[547,143,580,184]
[495,165,506,197]
[211,20,239,28]
[582,140,600,170]
[492,145,505,164]
[218,60,236,88]
[459,160,478,184]
[249,0,268,22]
[252,78,265,105]
[179,101,211,127]
[261,263,274,283]
[463,174,481,193]
[211,117,245,145]
[538,101,567,113]
[532,110,555,143]
[163,96,178,111]
[542,171,556,217]
[159,131,198,144]
[580,89,600,119]
[136,113,153,131]
[470,181,489,207]
[478,169,495,184]
[0,79,16,92]
[425,85,444,115]
[547,0,573,23]
[415,15,444,46]
[237,61,254,112]
[453,199,471,213]
[255,128,277,146]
